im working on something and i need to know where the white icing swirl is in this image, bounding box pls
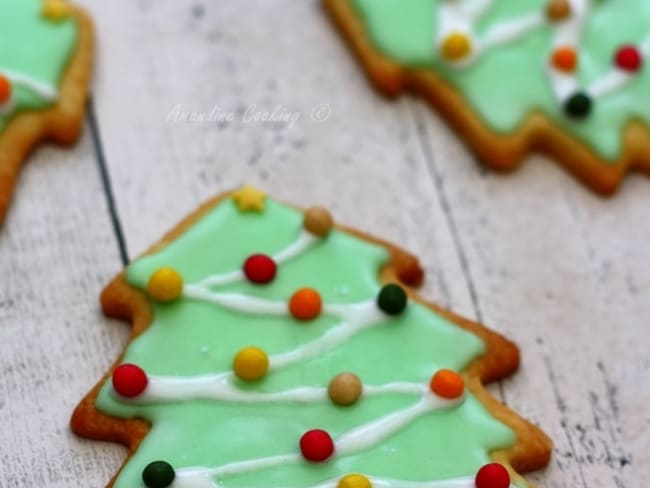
[156,393,465,488]
[436,0,546,67]
[335,394,462,455]
[166,474,517,488]
[0,68,58,117]
[123,374,426,405]
[193,230,318,289]
[1,68,58,101]
[308,476,516,488]
[587,30,650,98]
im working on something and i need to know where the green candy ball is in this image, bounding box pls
[142,460,175,488]
[377,284,408,315]
[564,92,592,119]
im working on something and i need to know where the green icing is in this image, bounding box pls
[95,199,517,487]
[352,0,650,161]
[0,0,77,131]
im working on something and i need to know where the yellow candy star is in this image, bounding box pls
[232,185,266,212]
[42,0,72,21]
[338,474,372,488]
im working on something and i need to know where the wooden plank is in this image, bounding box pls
[414,102,649,487]
[0,127,128,487]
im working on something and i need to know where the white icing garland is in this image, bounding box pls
[167,475,517,488]
[2,69,58,100]
[181,289,389,371]
[436,0,650,110]
[164,394,466,488]
[270,302,386,369]
[335,395,460,455]
[132,376,426,404]
[192,229,318,289]
[481,12,545,51]
[306,476,517,488]
[586,30,650,98]
[546,0,590,103]
[436,0,546,66]
[0,68,59,117]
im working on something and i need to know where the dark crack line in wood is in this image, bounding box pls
[407,103,507,402]
[409,104,483,322]
[542,353,589,488]
[87,98,129,266]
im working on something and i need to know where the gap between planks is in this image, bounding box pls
[407,101,508,405]
[88,97,130,265]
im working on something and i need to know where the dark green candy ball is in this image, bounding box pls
[142,460,175,488]
[377,284,408,315]
[564,92,592,119]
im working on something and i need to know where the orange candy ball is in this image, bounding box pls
[0,75,12,104]
[430,369,465,399]
[289,288,322,321]
[551,46,578,72]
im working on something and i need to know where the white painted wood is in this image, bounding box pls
[0,0,647,487]
[0,130,128,487]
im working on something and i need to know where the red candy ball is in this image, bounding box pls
[243,254,277,284]
[299,429,335,462]
[0,75,11,104]
[475,463,510,488]
[112,364,148,398]
[615,45,643,72]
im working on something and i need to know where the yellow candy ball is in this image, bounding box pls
[338,474,372,488]
[440,32,472,61]
[233,347,269,381]
[147,267,184,302]
[42,0,72,21]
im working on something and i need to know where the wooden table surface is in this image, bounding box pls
[1,1,648,487]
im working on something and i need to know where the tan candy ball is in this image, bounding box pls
[328,372,362,406]
[304,207,334,237]
[546,0,571,21]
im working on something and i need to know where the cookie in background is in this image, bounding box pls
[0,0,94,225]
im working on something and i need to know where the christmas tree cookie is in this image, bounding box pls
[0,0,93,225]
[325,0,650,194]
[72,188,551,488]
